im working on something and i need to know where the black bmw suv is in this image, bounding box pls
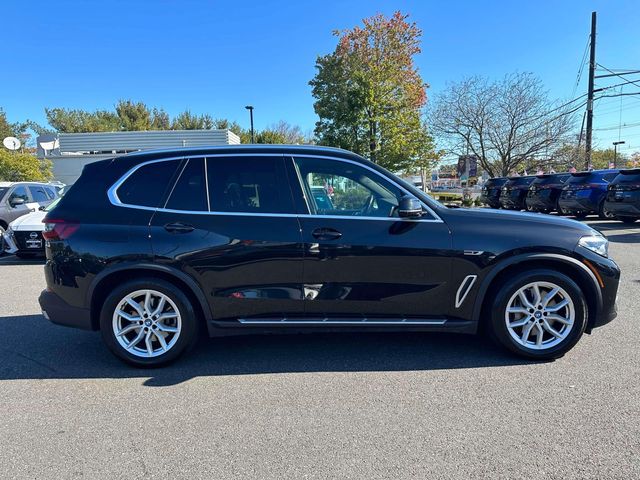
[525,173,571,213]
[604,168,640,224]
[499,176,536,210]
[39,146,620,367]
[479,177,508,209]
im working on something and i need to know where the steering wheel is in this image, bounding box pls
[358,194,376,216]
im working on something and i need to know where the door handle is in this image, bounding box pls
[312,227,342,241]
[164,222,195,234]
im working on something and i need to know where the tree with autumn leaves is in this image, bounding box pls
[310,12,439,172]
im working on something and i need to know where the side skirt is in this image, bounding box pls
[206,317,477,337]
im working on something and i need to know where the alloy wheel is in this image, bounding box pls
[504,281,575,350]
[112,289,182,358]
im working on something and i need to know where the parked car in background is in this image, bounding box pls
[38,145,619,367]
[604,168,640,224]
[525,173,571,213]
[310,186,334,211]
[558,170,618,219]
[0,182,59,240]
[479,177,508,209]
[499,176,535,210]
[3,196,62,258]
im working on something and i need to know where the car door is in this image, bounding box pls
[289,155,453,321]
[5,185,33,223]
[149,155,305,324]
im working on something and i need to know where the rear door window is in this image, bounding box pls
[165,158,208,212]
[116,160,181,208]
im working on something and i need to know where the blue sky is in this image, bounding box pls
[1,0,639,153]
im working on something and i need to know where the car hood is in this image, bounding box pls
[9,210,47,231]
[452,207,592,230]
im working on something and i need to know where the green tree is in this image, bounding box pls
[0,109,15,139]
[591,148,625,170]
[310,12,433,171]
[171,110,214,130]
[0,150,52,181]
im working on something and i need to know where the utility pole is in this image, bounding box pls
[585,11,597,170]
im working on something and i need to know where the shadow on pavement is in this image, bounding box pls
[0,255,46,266]
[0,314,534,386]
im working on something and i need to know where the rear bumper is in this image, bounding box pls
[604,200,640,217]
[39,289,95,331]
[526,194,556,211]
[479,195,500,208]
[558,197,597,212]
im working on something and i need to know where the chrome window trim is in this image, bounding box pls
[107,153,444,223]
[238,318,447,326]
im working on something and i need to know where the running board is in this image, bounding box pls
[237,317,447,326]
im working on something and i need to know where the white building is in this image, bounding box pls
[37,129,241,185]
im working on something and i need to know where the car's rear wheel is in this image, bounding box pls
[488,270,587,360]
[598,201,615,220]
[100,279,199,367]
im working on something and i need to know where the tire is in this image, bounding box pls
[619,216,638,224]
[598,201,615,220]
[488,269,587,360]
[100,278,199,367]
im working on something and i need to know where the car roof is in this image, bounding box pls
[104,144,373,176]
[0,181,52,187]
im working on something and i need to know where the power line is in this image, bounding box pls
[596,63,640,89]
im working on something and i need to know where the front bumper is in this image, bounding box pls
[39,289,94,331]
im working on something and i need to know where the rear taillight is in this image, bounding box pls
[42,219,79,241]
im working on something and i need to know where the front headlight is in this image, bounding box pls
[578,234,609,257]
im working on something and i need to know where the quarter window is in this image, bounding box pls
[206,156,293,213]
[293,157,403,217]
[165,158,208,212]
[117,160,181,208]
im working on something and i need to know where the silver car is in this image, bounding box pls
[0,182,59,240]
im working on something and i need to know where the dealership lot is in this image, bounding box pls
[0,219,638,479]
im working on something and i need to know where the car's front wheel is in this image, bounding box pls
[489,270,587,360]
[100,279,199,367]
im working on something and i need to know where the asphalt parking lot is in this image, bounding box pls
[0,219,638,479]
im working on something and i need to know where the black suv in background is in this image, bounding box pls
[525,173,571,213]
[558,169,619,219]
[479,177,508,209]
[39,146,619,367]
[604,168,640,224]
[499,176,535,210]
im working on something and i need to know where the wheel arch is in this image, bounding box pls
[88,263,213,332]
[473,253,603,333]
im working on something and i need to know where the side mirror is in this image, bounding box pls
[398,195,423,218]
[9,197,25,208]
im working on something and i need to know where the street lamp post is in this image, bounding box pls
[245,105,255,143]
[613,141,625,168]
